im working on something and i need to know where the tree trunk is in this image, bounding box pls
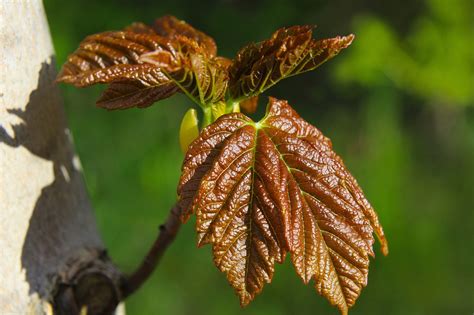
[0,1,124,314]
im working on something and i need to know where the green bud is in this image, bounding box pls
[179,108,199,154]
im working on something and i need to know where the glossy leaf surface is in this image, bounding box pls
[57,16,221,109]
[57,17,387,313]
[58,17,355,110]
[228,26,354,100]
[158,53,229,106]
[152,15,217,56]
[177,97,387,313]
[57,31,175,85]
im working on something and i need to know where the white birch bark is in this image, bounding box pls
[0,1,124,314]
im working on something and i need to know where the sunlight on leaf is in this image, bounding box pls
[177,97,387,313]
[228,26,354,101]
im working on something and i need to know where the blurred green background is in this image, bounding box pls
[43,0,473,314]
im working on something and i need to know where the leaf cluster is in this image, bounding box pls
[58,16,387,314]
[57,15,353,113]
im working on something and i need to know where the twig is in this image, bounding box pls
[120,204,182,299]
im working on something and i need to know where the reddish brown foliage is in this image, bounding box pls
[58,16,387,314]
[178,97,387,313]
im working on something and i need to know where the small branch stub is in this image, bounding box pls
[53,249,122,315]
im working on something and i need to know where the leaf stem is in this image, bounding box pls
[225,100,240,113]
[202,106,213,129]
[120,204,182,299]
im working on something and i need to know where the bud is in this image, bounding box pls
[179,108,199,153]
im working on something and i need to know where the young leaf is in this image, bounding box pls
[239,95,259,114]
[157,52,228,106]
[97,80,178,109]
[228,26,354,101]
[57,16,222,109]
[123,22,156,34]
[56,30,183,108]
[139,35,230,106]
[177,97,387,313]
[57,31,175,84]
[152,15,217,56]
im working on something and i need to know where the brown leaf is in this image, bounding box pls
[57,31,175,84]
[239,95,259,114]
[177,97,387,312]
[57,18,355,110]
[123,22,156,35]
[228,25,354,100]
[56,30,183,109]
[137,32,228,105]
[165,53,228,105]
[97,80,178,110]
[152,15,217,56]
[57,16,221,109]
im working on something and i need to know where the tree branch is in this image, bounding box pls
[120,204,182,299]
